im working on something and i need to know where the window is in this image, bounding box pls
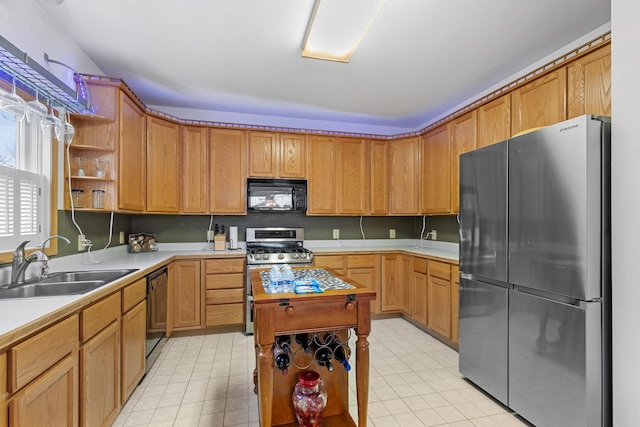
[0,100,51,253]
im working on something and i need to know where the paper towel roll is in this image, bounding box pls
[229,226,238,249]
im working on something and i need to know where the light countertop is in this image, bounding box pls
[0,239,457,347]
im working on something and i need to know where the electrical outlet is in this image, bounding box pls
[389,229,396,239]
[207,230,215,240]
[430,230,437,240]
[78,234,85,251]
[119,231,125,245]
[332,229,340,239]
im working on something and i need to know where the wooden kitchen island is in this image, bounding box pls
[251,267,376,427]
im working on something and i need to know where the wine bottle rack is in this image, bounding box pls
[273,330,352,371]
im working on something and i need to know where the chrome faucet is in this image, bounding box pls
[10,235,71,286]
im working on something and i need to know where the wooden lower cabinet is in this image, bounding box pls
[1,353,6,427]
[121,300,146,404]
[412,258,428,326]
[451,265,460,345]
[381,255,401,312]
[400,255,412,315]
[427,261,452,338]
[314,255,345,275]
[81,321,120,427]
[171,260,202,330]
[9,353,79,427]
[203,258,245,327]
[346,254,381,314]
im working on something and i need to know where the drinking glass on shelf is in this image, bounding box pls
[94,159,108,178]
[74,157,86,176]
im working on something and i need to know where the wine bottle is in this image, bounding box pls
[275,335,291,352]
[274,345,290,375]
[314,346,334,372]
[331,342,351,371]
[295,333,311,353]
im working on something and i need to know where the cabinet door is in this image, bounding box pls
[428,276,452,338]
[118,93,146,212]
[279,134,307,178]
[307,135,337,214]
[121,300,145,404]
[477,94,511,148]
[381,255,400,312]
[81,321,120,427]
[389,137,419,215]
[347,268,379,314]
[400,255,413,315]
[145,116,181,212]
[451,265,460,345]
[511,68,566,136]
[412,271,428,326]
[421,124,451,214]
[338,137,369,215]
[370,140,389,215]
[171,260,202,329]
[248,131,278,178]
[567,44,611,118]
[450,112,477,213]
[10,353,79,427]
[209,129,247,214]
[182,126,209,213]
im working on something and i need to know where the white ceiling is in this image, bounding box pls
[37,0,610,131]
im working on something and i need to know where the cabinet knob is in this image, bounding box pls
[285,306,294,315]
[345,302,354,310]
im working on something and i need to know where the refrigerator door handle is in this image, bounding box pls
[512,285,589,309]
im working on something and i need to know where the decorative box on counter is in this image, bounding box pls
[128,233,158,253]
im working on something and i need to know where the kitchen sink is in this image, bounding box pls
[0,269,138,299]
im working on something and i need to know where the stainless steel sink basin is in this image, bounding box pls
[0,269,138,299]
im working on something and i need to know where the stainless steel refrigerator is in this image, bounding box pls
[459,115,611,427]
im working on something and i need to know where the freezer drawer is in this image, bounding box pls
[509,290,603,427]
[459,277,508,405]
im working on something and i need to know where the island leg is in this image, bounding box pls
[355,332,370,427]
[256,342,274,427]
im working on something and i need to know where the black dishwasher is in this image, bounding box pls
[146,266,167,371]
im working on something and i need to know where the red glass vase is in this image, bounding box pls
[292,371,327,427]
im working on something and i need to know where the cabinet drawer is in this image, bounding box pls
[272,300,357,333]
[346,254,377,269]
[10,315,79,392]
[204,273,244,290]
[122,278,146,313]
[314,255,345,272]
[203,258,245,274]
[428,260,451,280]
[206,289,245,305]
[413,257,428,274]
[205,303,244,326]
[81,292,121,342]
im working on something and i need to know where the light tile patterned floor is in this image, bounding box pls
[113,318,530,427]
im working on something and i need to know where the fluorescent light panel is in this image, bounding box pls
[302,0,386,63]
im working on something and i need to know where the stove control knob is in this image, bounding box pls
[278,253,285,260]
[292,253,299,259]
[263,254,270,260]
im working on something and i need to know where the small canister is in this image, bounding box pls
[92,189,105,209]
[71,189,83,208]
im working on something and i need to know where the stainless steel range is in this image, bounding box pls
[245,227,313,334]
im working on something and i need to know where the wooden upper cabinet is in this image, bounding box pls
[337,137,369,215]
[279,134,307,178]
[477,94,511,148]
[118,93,146,212]
[567,44,611,118]
[511,68,566,136]
[307,135,337,214]
[146,116,181,213]
[389,137,419,215]
[370,140,389,215]
[450,112,477,213]
[182,126,209,213]
[420,124,451,214]
[209,128,247,214]
[248,132,307,179]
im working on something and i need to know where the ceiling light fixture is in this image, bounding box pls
[302,0,386,63]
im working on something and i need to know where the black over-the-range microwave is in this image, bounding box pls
[247,178,307,212]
